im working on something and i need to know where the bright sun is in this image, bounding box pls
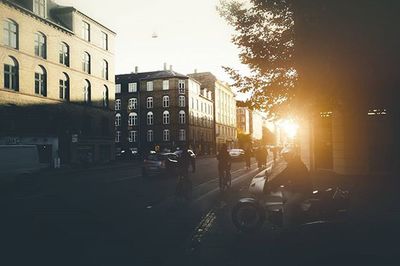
[280,119,299,139]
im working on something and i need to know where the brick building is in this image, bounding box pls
[188,72,237,151]
[115,68,214,156]
[0,0,116,166]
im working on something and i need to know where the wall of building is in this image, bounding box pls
[0,1,116,165]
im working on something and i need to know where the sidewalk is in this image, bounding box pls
[0,160,140,186]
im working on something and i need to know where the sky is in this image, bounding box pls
[55,0,248,99]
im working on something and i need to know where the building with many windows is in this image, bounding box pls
[115,68,215,156]
[0,0,116,167]
[188,72,237,151]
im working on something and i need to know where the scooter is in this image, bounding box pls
[231,173,350,233]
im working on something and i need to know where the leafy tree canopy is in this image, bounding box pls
[218,0,296,119]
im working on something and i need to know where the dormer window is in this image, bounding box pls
[33,0,46,18]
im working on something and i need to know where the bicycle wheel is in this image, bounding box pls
[219,176,224,192]
[226,171,232,188]
[175,177,183,198]
[183,178,193,200]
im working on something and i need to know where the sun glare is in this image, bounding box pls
[280,119,299,139]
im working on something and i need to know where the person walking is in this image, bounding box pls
[244,147,252,170]
[217,144,231,190]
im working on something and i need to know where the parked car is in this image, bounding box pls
[174,149,196,172]
[228,149,245,160]
[142,153,178,177]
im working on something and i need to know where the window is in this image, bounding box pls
[3,19,18,49]
[115,99,121,110]
[147,81,153,91]
[59,42,69,66]
[128,98,137,110]
[178,80,185,94]
[34,65,46,96]
[128,113,138,126]
[163,80,169,90]
[179,129,186,141]
[128,83,137,93]
[59,73,69,101]
[103,86,109,108]
[4,56,18,91]
[179,96,186,107]
[102,60,109,80]
[147,130,154,142]
[33,0,46,17]
[115,113,121,126]
[101,32,108,50]
[163,130,170,141]
[147,97,153,109]
[115,131,121,143]
[115,84,121,94]
[82,52,91,74]
[163,96,170,108]
[82,21,90,41]
[34,32,46,58]
[163,111,170,125]
[191,97,195,109]
[129,131,137,143]
[179,111,186,124]
[83,80,91,104]
[147,112,154,125]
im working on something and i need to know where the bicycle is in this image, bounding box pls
[219,163,232,192]
[175,171,192,201]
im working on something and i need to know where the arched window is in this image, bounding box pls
[103,85,109,108]
[83,80,91,104]
[115,99,121,110]
[34,65,46,96]
[146,97,153,109]
[128,112,138,126]
[129,131,137,143]
[128,98,137,110]
[163,96,169,108]
[179,129,186,141]
[115,113,121,126]
[147,112,154,125]
[102,60,108,80]
[82,52,91,74]
[179,110,186,124]
[179,96,185,107]
[3,19,18,49]
[163,129,170,141]
[59,73,69,101]
[163,111,170,125]
[4,56,18,91]
[147,130,154,142]
[34,32,46,58]
[59,42,69,66]
[115,131,121,143]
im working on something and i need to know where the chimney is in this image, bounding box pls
[135,66,138,73]
[169,65,173,71]
[163,62,167,71]
[194,69,197,74]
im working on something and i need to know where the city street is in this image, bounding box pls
[0,157,270,266]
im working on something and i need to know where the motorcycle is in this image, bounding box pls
[231,172,350,233]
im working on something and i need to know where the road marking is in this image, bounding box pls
[188,210,217,252]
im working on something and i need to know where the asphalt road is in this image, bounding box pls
[0,157,266,266]
[2,156,399,266]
